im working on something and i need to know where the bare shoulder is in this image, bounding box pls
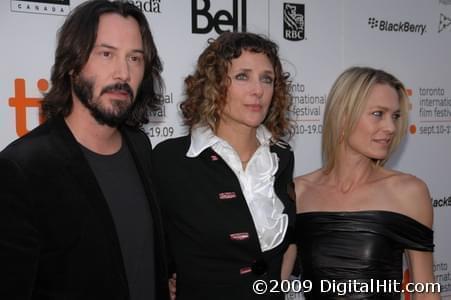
[294,169,322,195]
[294,169,324,210]
[385,170,430,201]
[384,170,433,228]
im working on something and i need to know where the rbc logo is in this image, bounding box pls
[283,3,305,41]
[191,0,247,34]
[8,78,47,137]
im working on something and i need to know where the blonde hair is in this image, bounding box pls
[322,66,409,172]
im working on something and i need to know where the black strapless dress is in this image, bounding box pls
[296,211,433,299]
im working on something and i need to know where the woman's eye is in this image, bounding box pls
[235,73,247,80]
[372,111,383,117]
[261,76,274,84]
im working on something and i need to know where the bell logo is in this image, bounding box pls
[191,0,247,34]
[8,78,47,137]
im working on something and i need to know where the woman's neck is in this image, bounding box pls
[327,148,379,194]
[216,121,260,164]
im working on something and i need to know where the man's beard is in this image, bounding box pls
[73,74,135,127]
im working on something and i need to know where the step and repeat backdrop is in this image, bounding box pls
[1,0,450,298]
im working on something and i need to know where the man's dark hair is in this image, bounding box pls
[42,0,163,128]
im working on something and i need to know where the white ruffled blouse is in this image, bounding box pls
[186,125,288,252]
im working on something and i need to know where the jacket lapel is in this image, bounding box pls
[270,143,296,218]
[49,117,129,292]
[271,142,291,179]
[119,127,169,296]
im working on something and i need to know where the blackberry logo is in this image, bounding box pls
[11,0,70,16]
[432,196,451,207]
[367,17,427,35]
[368,17,378,28]
[438,13,451,33]
[283,3,305,41]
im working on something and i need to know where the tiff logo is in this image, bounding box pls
[192,0,247,34]
[283,3,305,41]
[8,78,47,137]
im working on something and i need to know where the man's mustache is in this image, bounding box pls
[100,83,134,99]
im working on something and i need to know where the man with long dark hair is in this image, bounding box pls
[0,1,168,299]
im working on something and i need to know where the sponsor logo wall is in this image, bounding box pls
[11,0,71,16]
[1,0,450,298]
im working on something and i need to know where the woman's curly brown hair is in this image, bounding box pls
[180,32,292,140]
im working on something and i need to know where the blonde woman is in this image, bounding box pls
[295,67,438,299]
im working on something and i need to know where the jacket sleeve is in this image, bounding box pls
[0,157,39,299]
[151,142,177,276]
[284,150,296,244]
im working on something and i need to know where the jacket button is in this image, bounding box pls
[218,191,237,200]
[251,258,267,275]
[229,232,249,241]
[239,267,252,275]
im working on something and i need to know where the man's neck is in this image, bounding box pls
[65,107,122,155]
